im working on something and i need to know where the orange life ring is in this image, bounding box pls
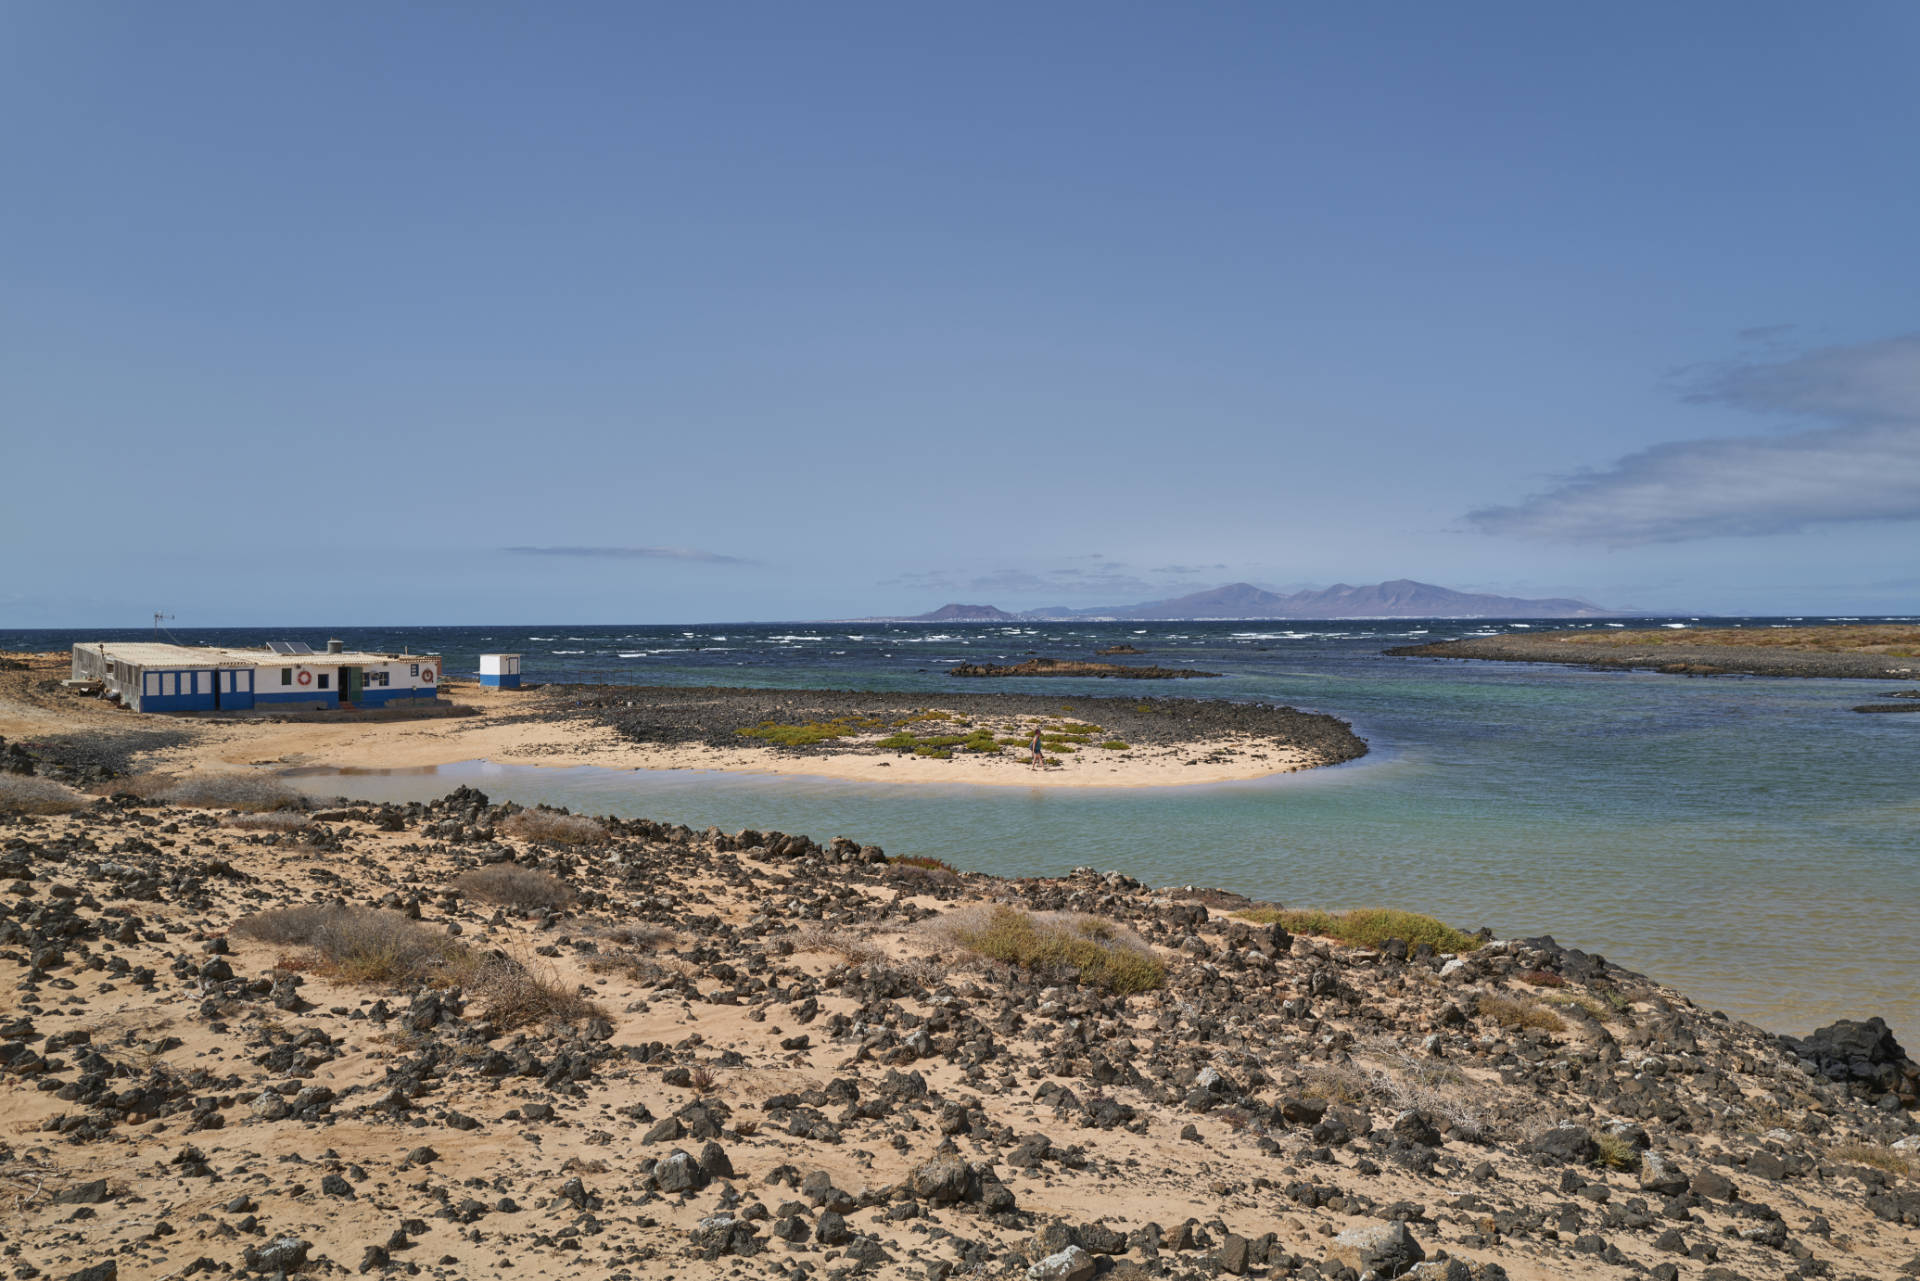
[297,670,312,686]
[421,667,436,683]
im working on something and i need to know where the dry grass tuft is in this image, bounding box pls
[122,771,306,812]
[1542,990,1615,1021]
[1833,1143,1920,1180]
[500,809,608,846]
[793,926,886,967]
[236,905,466,985]
[474,955,606,1031]
[600,923,676,950]
[1479,994,1567,1033]
[454,864,576,911]
[0,774,89,815]
[1238,906,1478,955]
[222,811,311,832]
[888,854,959,874]
[234,903,604,1027]
[1519,968,1567,988]
[941,905,1164,994]
[1317,1041,1495,1142]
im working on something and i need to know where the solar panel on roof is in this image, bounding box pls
[266,641,315,655]
[266,641,292,654]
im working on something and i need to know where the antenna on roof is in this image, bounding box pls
[153,612,177,642]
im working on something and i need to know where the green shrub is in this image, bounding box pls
[883,727,1001,756]
[1593,1130,1639,1170]
[1098,740,1131,751]
[952,907,1164,994]
[1238,907,1478,954]
[737,720,855,746]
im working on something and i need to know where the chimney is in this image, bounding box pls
[327,639,345,654]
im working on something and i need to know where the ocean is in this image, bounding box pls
[10,617,1916,1040]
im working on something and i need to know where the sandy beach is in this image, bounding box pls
[0,654,1364,790]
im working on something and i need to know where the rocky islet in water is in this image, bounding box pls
[1389,625,1920,681]
[947,658,1218,679]
[557,684,1365,767]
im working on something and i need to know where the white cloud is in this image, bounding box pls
[1469,335,1920,544]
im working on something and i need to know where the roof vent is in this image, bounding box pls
[327,638,345,654]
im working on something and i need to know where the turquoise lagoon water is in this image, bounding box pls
[210,618,1920,1043]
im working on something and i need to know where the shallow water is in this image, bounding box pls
[257,619,1919,1042]
[16,618,1914,1039]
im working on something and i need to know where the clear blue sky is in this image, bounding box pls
[5,3,1917,624]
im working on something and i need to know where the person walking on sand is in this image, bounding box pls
[1029,725,1045,769]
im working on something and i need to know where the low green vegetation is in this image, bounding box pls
[737,719,862,746]
[952,906,1165,994]
[1593,1130,1639,1171]
[1238,906,1479,954]
[878,727,1003,755]
[738,710,1126,763]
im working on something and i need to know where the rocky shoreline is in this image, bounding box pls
[557,685,1368,768]
[1388,636,1920,681]
[2,784,1917,1281]
[948,660,1219,680]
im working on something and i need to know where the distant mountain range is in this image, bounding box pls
[883,579,1620,622]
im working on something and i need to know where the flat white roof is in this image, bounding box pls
[76,642,440,668]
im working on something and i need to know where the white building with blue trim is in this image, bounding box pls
[71,641,443,713]
[478,653,522,688]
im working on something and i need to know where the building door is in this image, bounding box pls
[342,666,362,705]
